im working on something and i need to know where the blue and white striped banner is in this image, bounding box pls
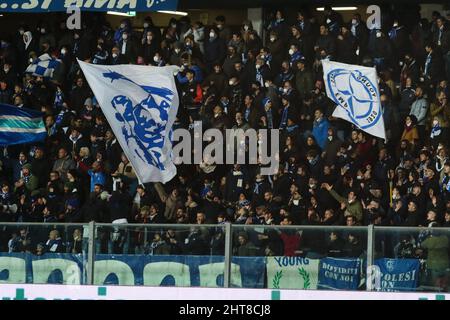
[0,104,46,146]
[26,54,61,79]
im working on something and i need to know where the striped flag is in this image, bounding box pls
[0,104,47,146]
[26,53,61,78]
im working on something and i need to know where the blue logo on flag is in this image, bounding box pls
[326,68,381,129]
[103,71,174,170]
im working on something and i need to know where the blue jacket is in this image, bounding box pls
[312,117,330,149]
[177,65,204,84]
[88,170,106,192]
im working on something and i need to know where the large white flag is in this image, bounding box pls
[78,60,180,183]
[322,60,386,140]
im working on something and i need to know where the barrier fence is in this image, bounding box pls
[0,223,449,293]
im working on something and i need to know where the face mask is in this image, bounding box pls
[283,88,288,94]
[406,120,412,126]
[19,29,24,35]
[433,120,439,126]
[217,24,223,29]
[41,29,46,34]
[393,22,399,27]
[288,49,295,55]
[356,176,363,180]
[270,37,276,42]
[243,25,249,31]
[171,23,177,28]
[112,53,118,58]
[309,184,316,189]
[260,54,265,59]
[209,32,215,38]
[174,48,181,54]
[328,136,333,141]
[122,34,128,40]
[74,34,80,40]
[352,19,357,25]
[265,82,270,88]
[153,56,160,62]
[185,42,191,47]
[144,23,149,28]
[376,32,382,38]
[326,18,331,24]
[120,24,126,29]
[229,80,234,86]
[255,64,261,69]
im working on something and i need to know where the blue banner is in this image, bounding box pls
[0,253,265,288]
[318,258,361,290]
[0,0,178,13]
[375,258,420,292]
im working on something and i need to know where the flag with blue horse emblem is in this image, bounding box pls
[322,60,386,141]
[26,53,61,79]
[78,60,180,184]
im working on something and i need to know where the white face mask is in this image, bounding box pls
[376,32,382,38]
[393,22,399,27]
[122,34,128,40]
[255,64,261,69]
[270,37,276,42]
[326,18,331,24]
[209,32,215,38]
[217,24,223,29]
[112,53,118,58]
[283,88,288,94]
[288,49,295,55]
[265,82,270,88]
[61,48,67,55]
[174,48,181,54]
[41,29,46,34]
[229,80,234,86]
[243,25,249,31]
[120,24,126,29]
[153,56,160,62]
[171,23,177,28]
[19,29,25,35]
[144,23,149,28]
[352,19,357,25]
[406,120,412,126]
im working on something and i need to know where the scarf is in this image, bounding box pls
[430,124,442,139]
[23,31,32,50]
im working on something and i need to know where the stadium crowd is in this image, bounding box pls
[0,6,450,276]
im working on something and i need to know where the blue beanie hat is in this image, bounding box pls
[262,97,271,107]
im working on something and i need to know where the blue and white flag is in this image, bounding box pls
[0,104,46,146]
[26,53,61,78]
[374,258,420,292]
[78,60,180,184]
[322,60,386,140]
[318,258,361,290]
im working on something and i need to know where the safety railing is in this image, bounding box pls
[0,222,449,292]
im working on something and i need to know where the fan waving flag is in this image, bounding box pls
[78,60,180,184]
[0,104,46,146]
[322,60,386,141]
[26,53,61,78]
